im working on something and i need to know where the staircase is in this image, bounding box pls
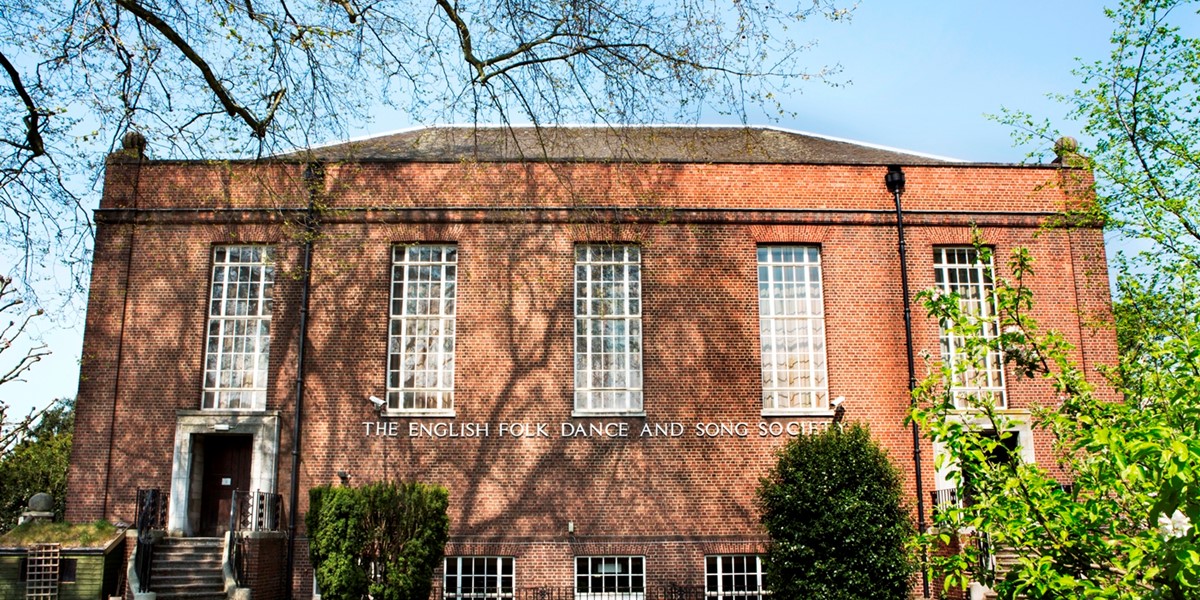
[146,537,227,599]
[992,546,1019,580]
[971,545,1020,600]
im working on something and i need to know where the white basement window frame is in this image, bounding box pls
[443,556,515,600]
[575,555,645,600]
[202,245,274,410]
[574,244,643,416]
[705,555,768,600]
[757,246,829,414]
[387,244,458,415]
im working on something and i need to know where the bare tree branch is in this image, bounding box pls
[114,0,285,138]
[0,274,51,452]
[0,49,46,156]
[0,0,850,304]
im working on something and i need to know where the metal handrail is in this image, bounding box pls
[134,488,168,593]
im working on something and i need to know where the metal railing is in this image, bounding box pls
[227,490,285,589]
[933,481,1074,519]
[229,490,284,532]
[134,488,168,593]
[229,532,244,589]
[135,488,168,530]
[429,586,768,600]
[930,487,962,516]
[975,532,996,578]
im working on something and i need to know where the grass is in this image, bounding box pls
[0,520,121,548]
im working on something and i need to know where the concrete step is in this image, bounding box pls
[146,536,227,599]
[150,572,225,585]
[152,558,222,571]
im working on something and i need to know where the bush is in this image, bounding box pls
[0,398,73,534]
[757,424,915,600]
[307,481,450,600]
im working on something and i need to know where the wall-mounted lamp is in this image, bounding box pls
[568,520,575,535]
[832,396,847,428]
[337,471,351,486]
[885,165,906,195]
[368,395,386,413]
[213,423,231,431]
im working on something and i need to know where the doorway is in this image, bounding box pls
[197,434,252,536]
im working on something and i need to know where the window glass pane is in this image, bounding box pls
[574,245,642,413]
[444,557,514,600]
[202,245,273,410]
[575,556,644,598]
[705,555,766,600]
[758,246,828,412]
[388,245,458,412]
[933,247,1007,408]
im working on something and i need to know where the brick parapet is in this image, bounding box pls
[99,161,1093,215]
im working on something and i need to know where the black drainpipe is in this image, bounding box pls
[886,165,930,599]
[285,163,321,600]
[101,134,146,520]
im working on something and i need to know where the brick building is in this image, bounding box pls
[66,126,1116,599]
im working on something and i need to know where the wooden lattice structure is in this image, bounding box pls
[24,543,60,600]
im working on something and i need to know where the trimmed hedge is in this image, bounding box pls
[308,481,449,600]
[758,424,915,600]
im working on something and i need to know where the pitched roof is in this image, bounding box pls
[289,125,960,165]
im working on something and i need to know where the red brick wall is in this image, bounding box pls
[69,158,1115,599]
[242,534,288,600]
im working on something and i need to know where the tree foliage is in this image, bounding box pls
[757,423,915,600]
[0,397,73,533]
[0,0,853,299]
[913,237,1200,599]
[307,481,450,600]
[917,2,1200,597]
[1001,0,1200,350]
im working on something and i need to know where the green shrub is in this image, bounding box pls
[757,424,915,600]
[307,481,449,600]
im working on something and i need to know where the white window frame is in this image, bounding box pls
[757,246,829,414]
[705,555,768,600]
[443,556,514,600]
[575,555,645,600]
[932,247,1007,409]
[387,244,458,416]
[574,245,643,416]
[202,245,274,410]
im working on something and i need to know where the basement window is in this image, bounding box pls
[575,556,645,600]
[443,556,514,600]
[705,555,766,600]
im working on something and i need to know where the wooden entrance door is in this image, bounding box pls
[198,434,252,536]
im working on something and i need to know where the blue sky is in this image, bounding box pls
[778,1,1113,161]
[5,1,1125,416]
